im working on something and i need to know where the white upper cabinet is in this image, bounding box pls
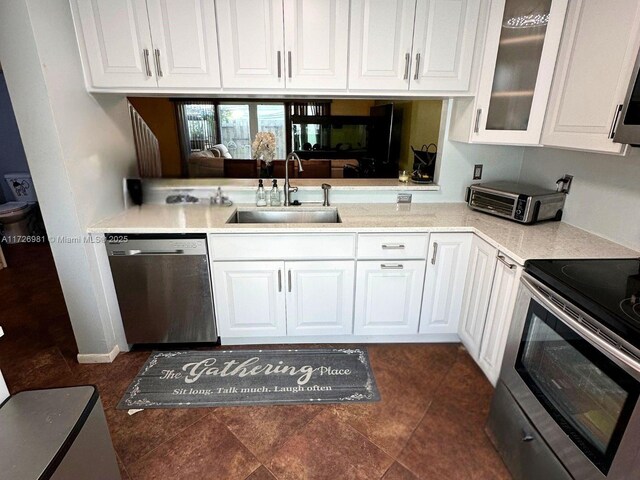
[349,0,480,92]
[411,0,481,91]
[146,0,221,88]
[71,0,155,88]
[216,0,349,90]
[71,0,221,89]
[419,233,472,335]
[283,0,350,90]
[449,0,568,145]
[215,0,285,89]
[348,0,417,91]
[541,0,640,154]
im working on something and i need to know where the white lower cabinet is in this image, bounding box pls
[212,261,286,337]
[354,260,426,335]
[419,233,472,334]
[213,259,355,338]
[458,236,497,359]
[286,261,355,336]
[477,253,522,385]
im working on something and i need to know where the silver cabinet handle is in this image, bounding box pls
[278,270,282,292]
[154,49,163,77]
[474,108,482,133]
[277,51,282,78]
[608,104,623,139]
[382,244,405,250]
[403,53,410,80]
[287,51,292,78]
[143,49,152,77]
[288,270,292,292]
[381,264,404,270]
[431,242,438,265]
[497,255,516,270]
[413,53,421,80]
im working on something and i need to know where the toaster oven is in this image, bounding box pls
[466,181,566,224]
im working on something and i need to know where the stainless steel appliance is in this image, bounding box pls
[488,258,640,480]
[613,46,640,146]
[106,234,217,344]
[0,386,120,480]
[466,181,566,224]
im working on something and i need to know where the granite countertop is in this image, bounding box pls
[88,203,639,265]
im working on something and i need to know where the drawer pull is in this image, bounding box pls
[382,244,405,250]
[522,430,535,442]
[381,264,404,270]
[497,255,516,270]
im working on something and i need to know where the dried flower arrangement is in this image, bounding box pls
[252,131,277,164]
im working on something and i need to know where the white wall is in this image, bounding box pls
[520,146,640,251]
[0,0,137,358]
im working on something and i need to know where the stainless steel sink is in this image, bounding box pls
[227,208,341,224]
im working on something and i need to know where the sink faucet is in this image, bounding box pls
[284,151,304,206]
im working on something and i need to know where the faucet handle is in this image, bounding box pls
[322,183,331,206]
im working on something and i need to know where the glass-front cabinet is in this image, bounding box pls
[450,0,568,145]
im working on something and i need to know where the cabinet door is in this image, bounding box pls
[146,0,221,89]
[354,260,426,335]
[71,0,156,88]
[478,253,522,385]
[410,0,481,92]
[215,0,285,89]
[458,236,497,359]
[283,0,349,90]
[541,0,640,154]
[212,261,286,337]
[473,0,568,144]
[348,0,417,91]
[419,233,472,334]
[286,261,355,336]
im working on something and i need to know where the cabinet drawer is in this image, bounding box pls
[486,382,571,480]
[209,234,356,260]
[357,234,429,259]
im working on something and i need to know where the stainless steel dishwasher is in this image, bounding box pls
[106,234,217,344]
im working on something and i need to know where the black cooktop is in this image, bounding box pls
[526,258,640,349]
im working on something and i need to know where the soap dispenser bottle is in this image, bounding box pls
[256,179,267,207]
[270,179,281,206]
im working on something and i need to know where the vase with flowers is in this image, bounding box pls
[252,131,277,178]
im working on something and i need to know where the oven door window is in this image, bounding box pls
[515,300,640,475]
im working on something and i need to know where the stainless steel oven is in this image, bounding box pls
[491,272,640,480]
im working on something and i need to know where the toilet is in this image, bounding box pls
[0,173,38,242]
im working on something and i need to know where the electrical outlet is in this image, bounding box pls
[473,164,483,180]
[557,174,573,194]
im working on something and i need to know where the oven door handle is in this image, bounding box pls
[522,276,640,374]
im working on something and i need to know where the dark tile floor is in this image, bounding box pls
[0,244,511,480]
